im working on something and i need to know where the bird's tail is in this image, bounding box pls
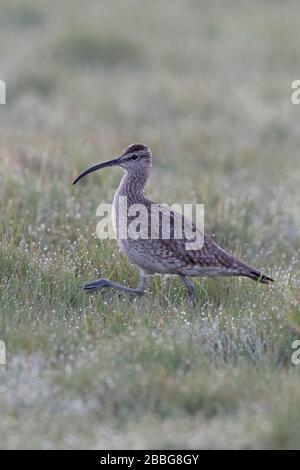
[245,269,274,284]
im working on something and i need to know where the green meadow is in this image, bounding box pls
[0,0,300,449]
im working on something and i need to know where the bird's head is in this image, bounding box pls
[72,143,152,184]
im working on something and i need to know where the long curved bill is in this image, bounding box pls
[72,157,121,184]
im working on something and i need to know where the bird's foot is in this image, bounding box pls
[81,278,145,298]
[187,291,196,308]
[81,278,111,293]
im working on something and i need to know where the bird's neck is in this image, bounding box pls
[112,168,150,240]
[116,168,149,203]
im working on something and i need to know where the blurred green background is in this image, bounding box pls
[0,0,300,449]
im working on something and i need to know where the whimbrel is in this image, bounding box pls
[73,143,273,302]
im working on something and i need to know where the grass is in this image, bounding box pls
[0,0,300,449]
[56,30,142,68]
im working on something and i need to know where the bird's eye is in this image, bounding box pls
[131,154,139,160]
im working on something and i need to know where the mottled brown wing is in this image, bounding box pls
[152,204,242,269]
[129,203,245,272]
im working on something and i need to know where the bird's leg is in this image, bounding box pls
[82,270,148,297]
[179,274,195,305]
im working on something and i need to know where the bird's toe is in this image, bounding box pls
[81,283,98,292]
[81,279,111,292]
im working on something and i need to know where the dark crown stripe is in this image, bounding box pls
[123,143,147,155]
